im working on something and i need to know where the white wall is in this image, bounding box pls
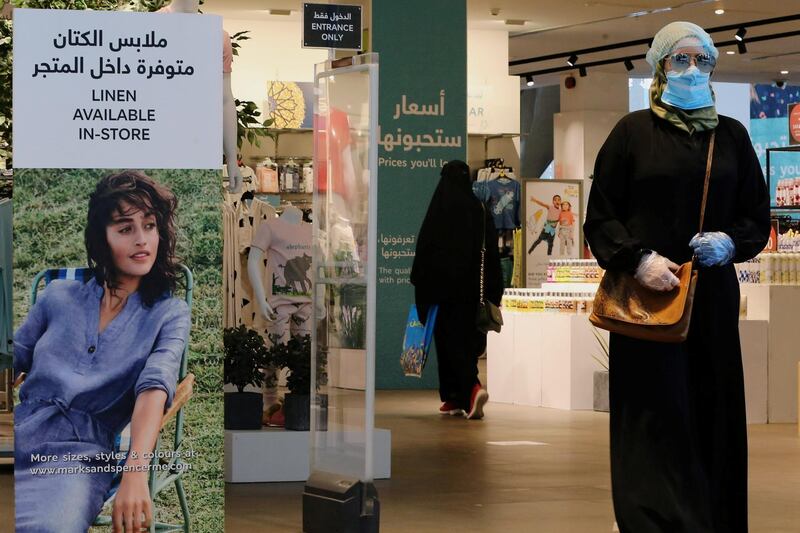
[467,29,520,135]
[223,18,328,110]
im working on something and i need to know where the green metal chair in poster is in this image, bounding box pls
[29,265,195,533]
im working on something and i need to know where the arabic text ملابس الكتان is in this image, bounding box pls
[52,29,169,51]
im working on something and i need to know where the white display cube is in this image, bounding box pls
[489,308,769,423]
[740,284,800,423]
[224,427,391,483]
[488,310,606,410]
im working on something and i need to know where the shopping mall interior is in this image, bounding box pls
[2,0,800,532]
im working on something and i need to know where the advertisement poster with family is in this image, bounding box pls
[524,180,583,287]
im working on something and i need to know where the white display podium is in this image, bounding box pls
[740,284,800,423]
[489,309,769,424]
[488,311,604,410]
[224,427,391,483]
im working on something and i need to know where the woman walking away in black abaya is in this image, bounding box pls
[411,160,503,420]
[584,21,770,532]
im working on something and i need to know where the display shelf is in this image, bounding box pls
[739,284,800,422]
[488,309,770,423]
[487,311,603,410]
[224,427,391,483]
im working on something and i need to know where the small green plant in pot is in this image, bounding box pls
[224,325,270,430]
[268,334,327,431]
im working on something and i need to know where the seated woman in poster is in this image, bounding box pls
[13,171,190,533]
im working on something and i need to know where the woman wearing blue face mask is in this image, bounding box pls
[584,21,770,532]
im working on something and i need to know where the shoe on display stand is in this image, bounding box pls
[466,384,489,420]
[439,401,463,416]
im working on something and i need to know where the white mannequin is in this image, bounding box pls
[247,205,305,321]
[164,0,243,192]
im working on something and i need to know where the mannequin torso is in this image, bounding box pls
[159,1,242,192]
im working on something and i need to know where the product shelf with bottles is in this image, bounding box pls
[736,251,800,285]
[489,257,768,422]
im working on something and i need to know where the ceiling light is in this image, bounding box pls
[781,70,789,75]
[737,41,747,54]
[567,54,578,67]
[526,75,534,87]
[715,9,725,15]
[579,66,587,77]
[735,27,747,41]
[726,50,735,55]
[505,19,527,26]
[624,59,634,72]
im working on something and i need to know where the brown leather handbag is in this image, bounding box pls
[589,130,715,343]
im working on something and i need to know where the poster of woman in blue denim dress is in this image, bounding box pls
[13,171,191,533]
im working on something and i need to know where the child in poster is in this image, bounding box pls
[557,200,575,256]
[527,194,562,256]
[13,172,190,533]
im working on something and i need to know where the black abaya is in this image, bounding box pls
[411,160,503,409]
[584,110,770,532]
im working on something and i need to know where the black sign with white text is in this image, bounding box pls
[303,3,362,51]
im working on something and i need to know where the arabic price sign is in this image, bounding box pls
[12,9,222,169]
[303,3,362,50]
[373,0,467,389]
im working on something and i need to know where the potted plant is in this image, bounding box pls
[268,334,327,431]
[591,326,610,413]
[223,325,270,430]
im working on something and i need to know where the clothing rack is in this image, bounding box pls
[472,159,521,287]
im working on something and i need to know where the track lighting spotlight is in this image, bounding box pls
[578,66,587,77]
[525,75,534,87]
[567,54,578,67]
[735,27,747,41]
[624,59,634,72]
[737,41,747,54]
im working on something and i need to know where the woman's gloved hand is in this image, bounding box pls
[689,232,736,267]
[634,251,681,291]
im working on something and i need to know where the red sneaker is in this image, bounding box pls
[465,384,488,420]
[439,401,463,416]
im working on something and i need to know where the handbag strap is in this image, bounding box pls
[697,130,716,234]
[479,203,486,305]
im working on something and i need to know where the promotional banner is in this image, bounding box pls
[524,179,583,288]
[749,83,800,205]
[13,9,221,168]
[373,0,467,389]
[12,8,223,533]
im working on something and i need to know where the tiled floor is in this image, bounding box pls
[226,390,800,533]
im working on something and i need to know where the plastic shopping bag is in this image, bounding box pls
[400,304,438,378]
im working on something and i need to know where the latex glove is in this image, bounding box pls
[689,232,735,267]
[634,252,681,291]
